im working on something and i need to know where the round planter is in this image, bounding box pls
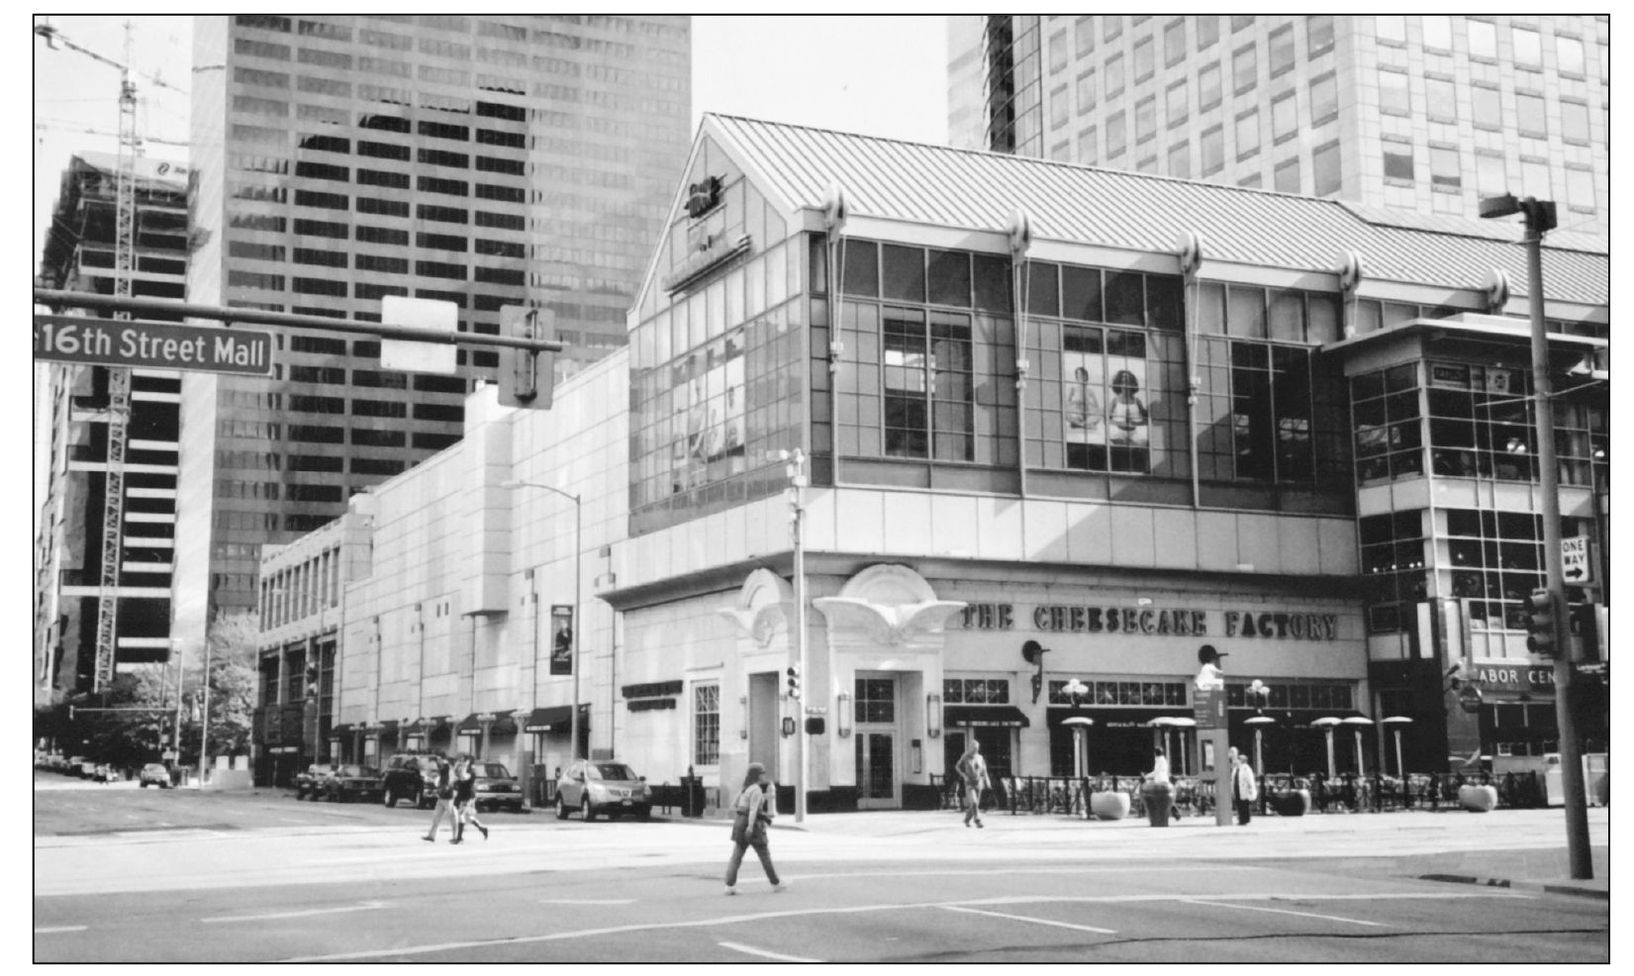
[1089,790,1131,821]
[1272,789,1310,817]
[1458,784,1498,812]
[1140,781,1174,827]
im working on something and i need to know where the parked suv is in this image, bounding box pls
[467,761,524,814]
[381,753,444,809]
[139,763,171,788]
[555,759,652,821]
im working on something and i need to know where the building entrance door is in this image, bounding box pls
[854,674,899,808]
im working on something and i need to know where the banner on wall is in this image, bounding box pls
[1062,328,1151,470]
[550,605,574,676]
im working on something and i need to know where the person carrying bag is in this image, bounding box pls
[724,762,784,895]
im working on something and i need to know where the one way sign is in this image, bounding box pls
[1561,536,1593,584]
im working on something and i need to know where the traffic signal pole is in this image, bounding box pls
[1521,203,1592,880]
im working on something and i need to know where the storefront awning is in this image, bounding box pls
[457,710,519,735]
[524,704,590,733]
[330,723,354,738]
[944,705,1030,728]
[404,716,452,733]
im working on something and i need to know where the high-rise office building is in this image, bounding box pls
[948,15,1608,230]
[35,153,192,701]
[176,14,691,645]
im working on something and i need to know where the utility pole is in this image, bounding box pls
[782,450,809,824]
[1479,193,1592,880]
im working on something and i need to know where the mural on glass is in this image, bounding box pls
[1062,326,1151,472]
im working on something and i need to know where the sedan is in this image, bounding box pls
[320,765,383,803]
[555,759,652,822]
[138,763,172,788]
[295,763,336,801]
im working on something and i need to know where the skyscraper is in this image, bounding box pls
[36,153,191,701]
[948,15,1608,229]
[175,14,691,646]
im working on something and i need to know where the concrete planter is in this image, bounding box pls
[1271,789,1310,817]
[1458,784,1498,812]
[1089,790,1131,821]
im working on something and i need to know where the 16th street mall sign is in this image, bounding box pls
[34,318,272,375]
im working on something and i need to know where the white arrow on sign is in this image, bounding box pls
[1560,536,1592,583]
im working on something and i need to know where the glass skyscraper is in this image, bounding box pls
[175,14,691,646]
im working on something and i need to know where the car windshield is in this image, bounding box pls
[475,763,510,778]
[143,764,166,772]
[591,763,637,781]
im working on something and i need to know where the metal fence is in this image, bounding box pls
[932,770,1550,817]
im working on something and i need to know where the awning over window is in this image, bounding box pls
[457,710,518,735]
[404,716,452,734]
[944,705,1031,728]
[329,723,354,738]
[524,704,589,733]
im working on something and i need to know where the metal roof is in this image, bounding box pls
[707,114,1608,308]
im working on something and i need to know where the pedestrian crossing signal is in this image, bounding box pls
[786,664,801,700]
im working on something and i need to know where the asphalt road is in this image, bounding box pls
[34,775,1609,964]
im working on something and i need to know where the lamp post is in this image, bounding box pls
[502,480,583,766]
[1062,678,1091,778]
[197,632,212,788]
[1479,191,1590,880]
[1381,715,1413,777]
[1245,680,1272,773]
[778,449,809,825]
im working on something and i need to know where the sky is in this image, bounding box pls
[30,14,951,266]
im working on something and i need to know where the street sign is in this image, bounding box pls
[1193,687,1226,728]
[33,316,272,375]
[380,296,458,374]
[1561,536,1593,584]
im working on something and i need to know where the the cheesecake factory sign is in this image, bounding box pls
[956,602,1338,641]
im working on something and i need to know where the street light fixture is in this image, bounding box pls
[502,479,583,766]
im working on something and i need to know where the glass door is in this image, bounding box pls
[854,674,899,808]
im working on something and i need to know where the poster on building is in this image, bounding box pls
[1062,327,1150,471]
[550,605,574,676]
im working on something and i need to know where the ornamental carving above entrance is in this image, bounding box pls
[812,564,966,649]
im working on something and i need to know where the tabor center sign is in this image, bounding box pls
[34,319,272,375]
[956,602,1339,641]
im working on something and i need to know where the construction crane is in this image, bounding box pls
[35,19,173,693]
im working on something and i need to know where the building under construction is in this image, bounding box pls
[35,152,190,702]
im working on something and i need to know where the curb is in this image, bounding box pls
[1417,873,1609,900]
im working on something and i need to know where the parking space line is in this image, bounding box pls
[539,899,636,905]
[34,926,88,934]
[203,901,386,924]
[943,904,1116,935]
[1181,898,1383,927]
[717,940,820,962]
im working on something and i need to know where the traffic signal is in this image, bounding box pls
[498,305,556,409]
[1525,588,1559,656]
[786,664,801,700]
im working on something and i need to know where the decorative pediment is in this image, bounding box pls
[717,568,794,647]
[811,564,966,648]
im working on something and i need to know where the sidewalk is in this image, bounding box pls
[759,805,1611,900]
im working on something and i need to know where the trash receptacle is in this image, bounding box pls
[1141,780,1173,827]
[680,774,704,817]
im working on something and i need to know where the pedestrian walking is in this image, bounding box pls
[1232,752,1259,826]
[453,755,489,844]
[956,741,991,828]
[724,762,783,895]
[421,753,456,843]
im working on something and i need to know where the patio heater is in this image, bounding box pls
[1343,716,1374,774]
[1244,715,1275,774]
[1311,716,1342,780]
[1381,715,1413,777]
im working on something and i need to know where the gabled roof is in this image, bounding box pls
[706,114,1607,308]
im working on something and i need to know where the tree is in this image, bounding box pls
[199,610,258,759]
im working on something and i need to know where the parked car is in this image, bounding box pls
[65,756,88,777]
[381,753,443,809]
[555,759,652,821]
[319,765,383,803]
[139,763,171,788]
[79,760,99,779]
[467,761,524,813]
[295,763,336,801]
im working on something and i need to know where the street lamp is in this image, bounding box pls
[1062,678,1091,778]
[1381,715,1413,777]
[502,479,583,765]
[1480,191,1590,880]
[773,448,809,825]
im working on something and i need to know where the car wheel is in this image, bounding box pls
[555,795,569,820]
[140,781,148,788]
[581,797,596,822]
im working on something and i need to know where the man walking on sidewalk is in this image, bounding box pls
[956,741,991,829]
